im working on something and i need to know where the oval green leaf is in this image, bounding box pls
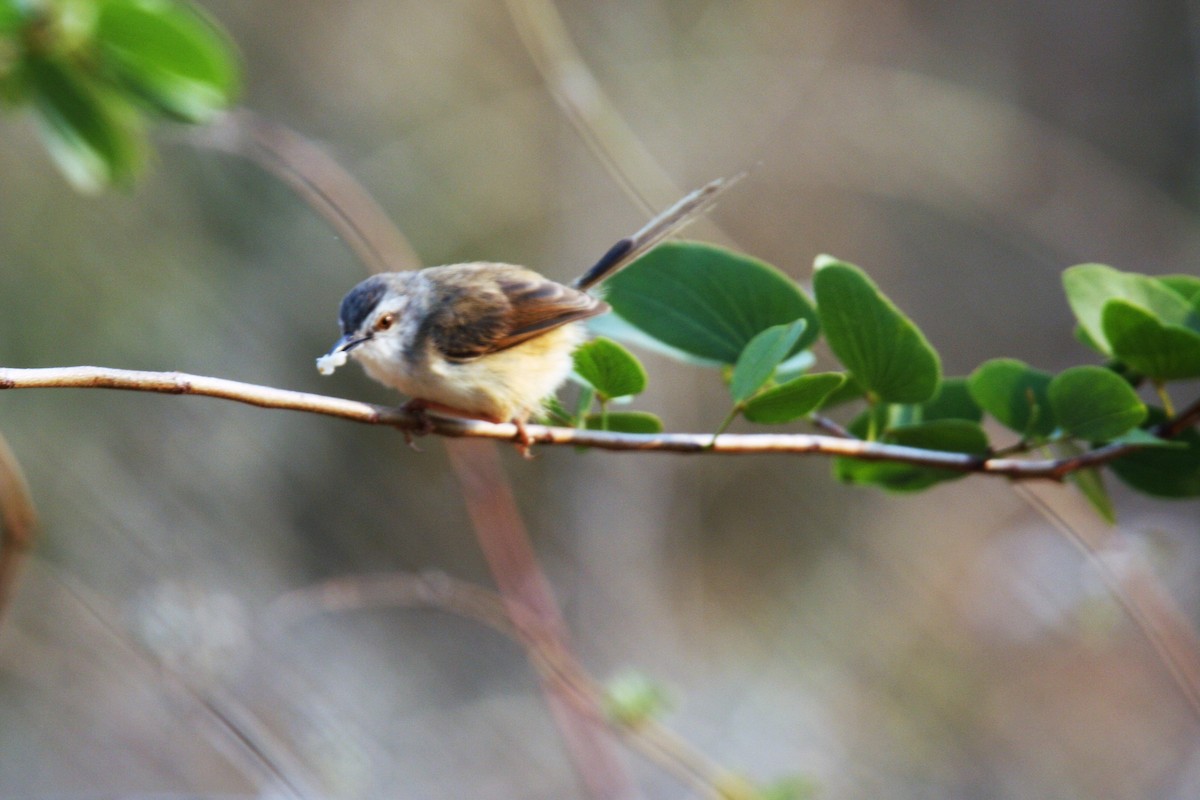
[1048,365,1146,441]
[604,241,819,365]
[1101,299,1200,380]
[27,57,144,190]
[573,337,647,400]
[813,257,942,403]
[967,358,1055,437]
[730,319,807,403]
[1159,274,1200,304]
[1069,465,1116,523]
[1109,410,1200,498]
[583,411,664,434]
[816,374,865,409]
[834,419,988,492]
[96,0,240,122]
[1063,264,1200,353]
[913,377,983,423]
[743,372,845,424]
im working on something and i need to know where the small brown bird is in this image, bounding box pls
[318,176,738,451]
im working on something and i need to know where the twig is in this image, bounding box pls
[0,431,37,625]
[0,366,1179,479]
[443,439,638,800]
[187,109,422,274]
[269,570,742,796]
[1015,483,1200,724]
[504,0,678,217]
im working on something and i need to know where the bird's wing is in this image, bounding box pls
[424,265,608,361]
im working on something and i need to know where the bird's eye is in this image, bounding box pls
[375,313,396,332]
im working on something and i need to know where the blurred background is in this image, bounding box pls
[3,0,1200,797]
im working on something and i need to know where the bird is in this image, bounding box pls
[317,175,739,454]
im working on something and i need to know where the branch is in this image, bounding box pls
[0,365,1169,479]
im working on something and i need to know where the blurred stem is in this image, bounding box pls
[503,0,734,251]
[710,405,741,445]
[0,430,37,625]
[504,0,670,217]
[1154,380,1175,417]
[269,570,740,798]
[809,414,853,439]
[1015,482,1200,724]
[185,109,423,273]
[443,438,638,800]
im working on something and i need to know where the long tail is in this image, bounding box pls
[571,172,746,291]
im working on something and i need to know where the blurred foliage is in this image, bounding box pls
[0,0,238,189]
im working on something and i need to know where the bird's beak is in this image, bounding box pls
[327,332,370,355]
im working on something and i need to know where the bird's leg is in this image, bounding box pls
[400,398,437,450]
[511,417,535,460]
[400,399,535,458]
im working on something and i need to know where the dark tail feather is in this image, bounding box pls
[571,172,746,291]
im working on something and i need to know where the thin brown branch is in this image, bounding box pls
[0,365,1173,479]
[0,431,38,625]
[1160,394,1200,437]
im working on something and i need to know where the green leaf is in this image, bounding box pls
[743,372,845,424]
[1159,274,1200,303]
[26,56,144,190]
[967,358,1055,437]
[1062,264,1200,353]
[914,377,982,423]
[887,420,990,454]
[774,348,817,383]
[757,776,819,800]
[572,337,647,400]
[0,0,24,33]
[1108,427,1185,448]
[1073,323,1108,356]
[813,256,942,403]
[604,241,819,364]
[583,411,663,434]
[539,396,573,426]
[1100,299,1200,380]
[1109,409,1200,498]
[1048,365,1146,440]
[834,419,988,492]
[1069,466,1116,524]
[730,319,807,403]
[603,671,671,728]
[95,0,239,122]
[816,374,865,409]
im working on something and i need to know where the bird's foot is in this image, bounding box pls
[400,399,437,450]
[511,417,536,460]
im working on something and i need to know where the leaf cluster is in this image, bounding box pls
[0,0,239,190]
[556,242,1200,518]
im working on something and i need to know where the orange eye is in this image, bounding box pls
[375,313,396,332]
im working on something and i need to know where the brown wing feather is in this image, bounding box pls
[422,264,608,362]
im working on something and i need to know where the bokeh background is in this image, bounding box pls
[3,1,1200,797]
